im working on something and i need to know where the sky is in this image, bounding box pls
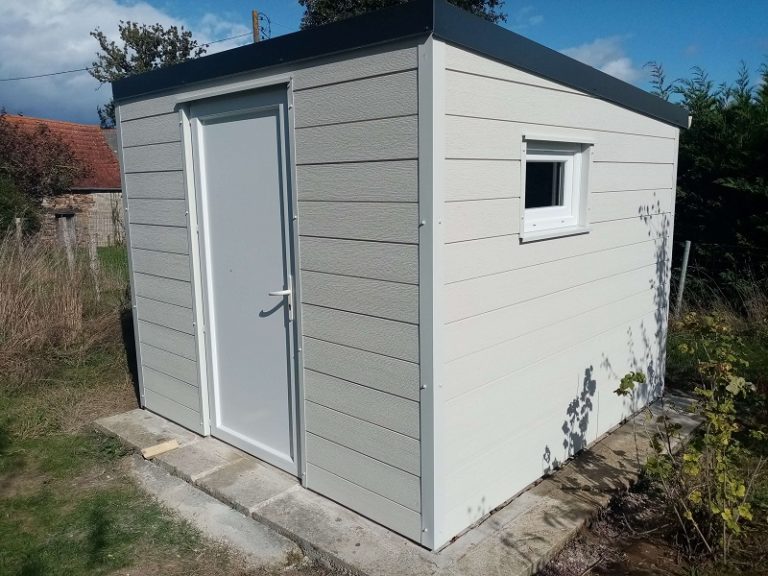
[0,0,766,125]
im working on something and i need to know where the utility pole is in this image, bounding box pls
[252,10,260,43]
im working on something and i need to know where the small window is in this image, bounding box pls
[522,140,591,240]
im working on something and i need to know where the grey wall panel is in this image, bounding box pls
[294,70,417,128]
[143,388,201,431]
[292,45,417,90]
[138,320,197,360]
[136,297,195,335]
[299,202,418,243]
[125,171,185,200]
[302,305,419,363]
[295,116,417,164]
[130,224,189,254]
[141,344,199,386]
[303,337,419,401]
[142,366,201,411]
[304,369,420,439]
[305,402,420,475]
[127,199,188,227]
[306,433,420,511]
[121,112,181,147]
[123,142,183,173]
[299,237,418,284]
[305,463,422,542]
[296,160,417,203]
[301,271,418,324]
[132,249,191,282]
[134,273,193,309]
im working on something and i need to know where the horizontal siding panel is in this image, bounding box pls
[445,44,583,94]
[134,273,192,309]
[124,171,185,200]
[136,297,195,335]
[293,45,417,90]
[128,199,187,227]
[444,264,662,363]
[121,112,180,147]
[301,271,418,324]
[590,189,674,223]
[303,337,419,401]
[305,402,420,475]
[306,463,421,542]
[443,199,519,243]
[592,162,675,192]
[443,213,672,283]
[138,320,197,360]
[141,344,199,386]
[445,160,520,202]
[299,202,418,243]
[444,289,663,400]
[297,160,417,203]
[123,142,182,173]
[305,370,420,438]
[143,388,202,433]
[445,116,676,163]
[306,434,420,511]
[300,237,418,284]
[444,237,665,324]
[444,309,664,468]
[132,249,190,282]
[130,224,189,254]
[294,70,417,128]
[142,366,200,411]
[296,116,417,164]
[302,305,418,363]
[446,69,677,139]
[119,97,176,122]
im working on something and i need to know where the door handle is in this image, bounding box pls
[268,275,293,321]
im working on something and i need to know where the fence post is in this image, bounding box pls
[14,217,22,246]
[675,240,692,317]
[89,229,101,302]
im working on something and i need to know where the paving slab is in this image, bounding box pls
[130,454,300,569]
[95,408,199,450]
[155,437,248,482]
[96,394,701,576]
[197,457,299,515]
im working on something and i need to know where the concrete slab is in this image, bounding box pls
[96,394,701,576]
[95,408,199,450]
[130,454,301,569]
[197,457,299,515]
[154,437,248,482]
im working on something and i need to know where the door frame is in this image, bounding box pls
[178,79,306,481]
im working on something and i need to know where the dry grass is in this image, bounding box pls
[0,233,127,382]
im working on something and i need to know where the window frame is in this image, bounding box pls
[520,135,594,242]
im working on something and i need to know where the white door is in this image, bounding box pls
[190,87,298,475]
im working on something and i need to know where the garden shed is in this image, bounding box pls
[113,0,688,551]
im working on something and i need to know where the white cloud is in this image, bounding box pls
[562,36,644,83]
[509,6,543,31]
[0,0,251,123]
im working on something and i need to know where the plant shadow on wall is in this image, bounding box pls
[540,201,671,474]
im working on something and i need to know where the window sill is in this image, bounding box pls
[519,225,591,243]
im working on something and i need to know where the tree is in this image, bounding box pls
[0,113,87,201]
[298,0,506,28]
[89,22,207,127]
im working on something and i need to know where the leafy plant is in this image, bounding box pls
[617,312,766,561]
[89,22,207,127]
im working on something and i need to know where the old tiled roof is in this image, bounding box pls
[5,115,121,190]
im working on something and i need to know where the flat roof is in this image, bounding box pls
[113,0,689,128]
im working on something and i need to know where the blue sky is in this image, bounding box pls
[0,0,766,124]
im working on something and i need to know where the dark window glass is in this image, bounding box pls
[525,161,564,208]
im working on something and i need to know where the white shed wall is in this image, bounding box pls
[116,41,423,542]
[435,42,679,544]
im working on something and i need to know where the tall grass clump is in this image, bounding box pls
[0,233,128,381]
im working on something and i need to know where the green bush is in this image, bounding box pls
[0,176,39,235]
